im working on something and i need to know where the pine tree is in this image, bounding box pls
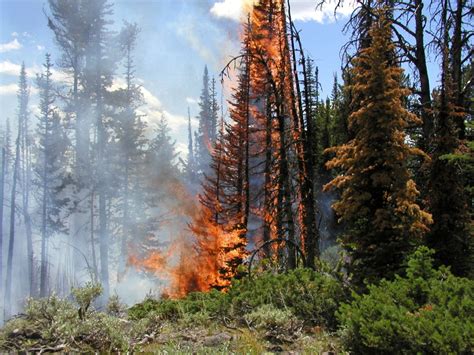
[17,62,35,297]
[195,66,220,176]
[209,78,219,144]
[0,144,5,307]
[114,21,148,280]
[324,12,432,286]
[181,107,197,186]
[426,12,473,276]
[141,114,179,253]
[195,66,212,175]
[47,0,90,274]
[5,63,29,317]
[81,0,117,299]
[35,54,71,297]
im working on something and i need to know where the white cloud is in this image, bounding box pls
[186,97,199,105]
[210,0,254,22]
[0,38,22,53]
[37,45,45,51]
[290,0,356,23]
[11,32,18,37]
[0,60,70,83]
[0,84,18,95]
[210,0,356,23]
[141,86,162,110]
[0,61,22,76]
[0,83,38,96]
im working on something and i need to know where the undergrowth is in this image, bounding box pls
[0,249,472,353]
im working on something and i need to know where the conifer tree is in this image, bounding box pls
[0,144,5,304]
[180,107,197,186]
[35,54,71,297]
[115,21,148,280]
[427,13,473,276]
[141,114,179,252]
[325,11,432,286]
[17,63,35,296]
[195,66,212,175]
[5,63,29,317]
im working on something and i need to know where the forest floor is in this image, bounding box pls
[1,309,343,353]
[135,323,342,353]
[0,267,347,353]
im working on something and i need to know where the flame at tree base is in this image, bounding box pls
[129,206,248,298]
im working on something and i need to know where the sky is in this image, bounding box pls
[0,0,356,157]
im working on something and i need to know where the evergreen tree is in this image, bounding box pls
[426,20,473,276]
[325,12,432,286]
[141,114,179,253]
[181,107,197,185]
[209,78,219,144]
[114,21,148,280]
[5,63,29,317]
[18,63,34,297]
[35,54,71,297]
[195,66,219,175]
[81,0,117,299]
[0,143,5,308]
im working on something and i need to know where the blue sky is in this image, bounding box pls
[0,0,355,156]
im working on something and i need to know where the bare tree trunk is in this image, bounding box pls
[0,148,6,305]
[117,164,129,282]
[40,126,49,297]
[262,98,273,258]
[73,67,89,277]
[5,129,20,319]
[287,3,320,267]
[451,0,466,139]
[414,0,433,149]
[90,191,98,281]
[276,103,296,268]
[98,124,109,300]
[21,112,34,297]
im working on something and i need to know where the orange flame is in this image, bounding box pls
[128,181,247,298]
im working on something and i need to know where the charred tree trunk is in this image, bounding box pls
[286,1,319,268]
[416,1,432,148]
[451,0,466,139]
[262,97,273,258]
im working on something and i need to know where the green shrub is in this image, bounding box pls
[0,284,129,352]
[71,281,102,320]
[244,304,298,330]
[128,289,227,321]
[338,247,474,354]
[127,297,161,320]
[106,294,127,317]
[228,268,347,329]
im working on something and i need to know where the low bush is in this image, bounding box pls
[338,247,474,354]
[244,304,296,329]
[128,288,227,322]
[129,268,347,330]
[0,283,129,352]
[227,268,348,330]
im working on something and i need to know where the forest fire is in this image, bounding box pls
[1,0,472,352]
[128,188,247,298]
